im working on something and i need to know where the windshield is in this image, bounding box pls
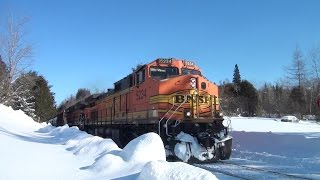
[150,66,179,79]
[181,68,201,76]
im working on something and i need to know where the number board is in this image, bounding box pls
[183,60,195,66]
[157,58,172,64]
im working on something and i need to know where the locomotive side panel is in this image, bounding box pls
[126,66,160,124]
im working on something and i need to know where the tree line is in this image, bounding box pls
[2,13,320,122]
[220,46,320,120]
[0,14,91,121]
[0,15,56,122]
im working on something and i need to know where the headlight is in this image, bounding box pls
[184,109,192,118]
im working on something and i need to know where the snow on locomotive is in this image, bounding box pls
[53,58,232,162]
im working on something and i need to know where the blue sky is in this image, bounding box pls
[1,0,320,105]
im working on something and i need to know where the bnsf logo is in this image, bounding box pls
[174,95,209,104]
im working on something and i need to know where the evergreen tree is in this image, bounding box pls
[233,64,241,85]
[288,86,306,118]
[10,71,56,121]
[219,82,240,115]
[219,79,258,116]
[239,80,259,116]
[12,72,36,118]
[33,75,57,122]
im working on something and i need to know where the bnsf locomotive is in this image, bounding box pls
[50,58,232,162]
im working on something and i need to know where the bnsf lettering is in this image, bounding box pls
[174,95,209,104]
[184,61,194,66]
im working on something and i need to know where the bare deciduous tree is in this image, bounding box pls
[0,14,33,105]
[285,46,307,88]
[309,45,320,81]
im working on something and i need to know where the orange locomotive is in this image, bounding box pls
[53,58,232,162]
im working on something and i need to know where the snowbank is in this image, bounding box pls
[121,132,166,162]
[0,104,42,131]
[81,132,167,179]
[139,161,217,180]
[2,104,320,179]
[0,104,217,179]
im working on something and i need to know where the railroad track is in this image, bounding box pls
[194,161,315,180]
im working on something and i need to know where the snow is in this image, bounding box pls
[226,116,320,179]
[0,104,216,180]
[174,132,218,162]
[229,116,320,136]
[280,115,299,122]
[139,161,218,180]
[1,104,320,179]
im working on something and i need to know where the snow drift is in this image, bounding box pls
[0,104,216,179]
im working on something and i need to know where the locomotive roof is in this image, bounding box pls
[148,58,200,70]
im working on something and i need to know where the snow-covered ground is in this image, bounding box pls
[224,116,320,179]
[0,104,215,180]
[1,104,320,179]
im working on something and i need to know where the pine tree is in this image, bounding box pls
[219,82,239,115]
[239,80,258,116]
[33,75,57,122]
[10,71,56,121]
[233,64,241,85]
[288,86,306,118]
[12,89,36,118]
[11,72,37,118]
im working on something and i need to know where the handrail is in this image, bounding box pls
[158,96,175,135]
[165,97,188,136]
[158,95,188,136]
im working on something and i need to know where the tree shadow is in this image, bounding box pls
[0,125,85,145]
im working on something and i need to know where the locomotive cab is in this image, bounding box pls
[145,58,232,162]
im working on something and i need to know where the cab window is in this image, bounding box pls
[136,69,145,84]
[181,68,201,75]
[150,66,179,79]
